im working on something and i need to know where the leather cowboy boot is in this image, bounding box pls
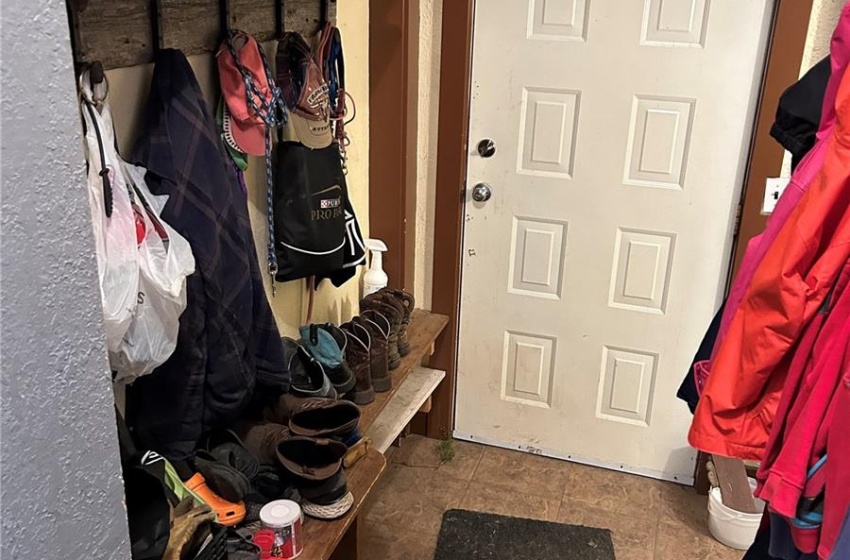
[379,288,415,356]
[234,420,292,466]
[288,398,361,439]
[275,437,352,519]
[340,321,374,404]
[360,296,402,370]
[354,313,391,392]
[261,395,365,465]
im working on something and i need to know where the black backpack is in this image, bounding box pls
[273,141,351,282]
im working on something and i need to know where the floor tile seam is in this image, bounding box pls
[465,444,487,481]
[651,509,667,560]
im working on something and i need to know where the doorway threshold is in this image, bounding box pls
[452,432,695,486]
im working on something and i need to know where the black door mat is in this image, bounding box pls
[433,509,616,560]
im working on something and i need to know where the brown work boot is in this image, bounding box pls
[234,420,292,466]
[360,296,402,370]
[270,395,368,467]
[354,313,391,393]
[380,288,415,356]
[289,398,361,438]
[340,321,374,405]
[275,436,352,517]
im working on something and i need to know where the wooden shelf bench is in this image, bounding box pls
[298,310,450,560]
[366,366,445,453]
[299,448,386,560]
[358,310,450,434]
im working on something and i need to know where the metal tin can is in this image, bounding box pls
[259,500,304,559]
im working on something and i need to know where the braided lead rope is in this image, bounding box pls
[264,129,278,294]
[226,31,287,292]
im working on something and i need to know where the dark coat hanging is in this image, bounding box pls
[127,49,288,460]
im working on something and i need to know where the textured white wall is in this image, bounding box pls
[802,0,845,74]
[0,0,132,557]
[413,0,443,310]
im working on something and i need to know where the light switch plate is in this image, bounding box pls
[762,177,790,215]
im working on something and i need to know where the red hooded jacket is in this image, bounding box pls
[689,63,850,460]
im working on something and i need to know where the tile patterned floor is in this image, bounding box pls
[360,436,744,560]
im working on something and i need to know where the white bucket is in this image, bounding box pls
[707,478,765,550]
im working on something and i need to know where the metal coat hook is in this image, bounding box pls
[90,61,105,85]
[82,60,109,105]
[275,0,285,38]
[320,0,331,27]
[220,0,232,36]
[150,0,165,53]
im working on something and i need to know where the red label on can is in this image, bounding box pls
[271,515,304,559]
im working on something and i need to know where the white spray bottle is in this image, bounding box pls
[363,239,389,297]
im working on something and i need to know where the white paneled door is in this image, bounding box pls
[455,0,774,482]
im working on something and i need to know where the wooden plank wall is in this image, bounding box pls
[67,0,336,69]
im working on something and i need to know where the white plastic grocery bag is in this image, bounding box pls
[80,73,139,353]
[110,163,195,384]
[80,69,195,383]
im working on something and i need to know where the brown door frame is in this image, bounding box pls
[422,0,475,439]
[426,0,815,442]
[368,0,420,293]
[730,0,816,279]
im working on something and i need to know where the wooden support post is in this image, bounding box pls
[329,517,359,560]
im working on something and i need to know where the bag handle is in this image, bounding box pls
[79,67,126,218]
[81,97,113,217]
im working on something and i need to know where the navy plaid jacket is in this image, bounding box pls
[127,50,288,459]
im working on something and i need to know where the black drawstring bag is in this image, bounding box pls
[273,142,349,282]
